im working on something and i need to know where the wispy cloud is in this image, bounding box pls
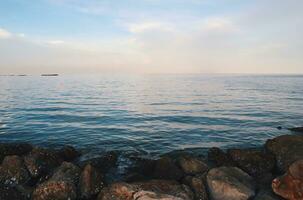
[0,28,12,39]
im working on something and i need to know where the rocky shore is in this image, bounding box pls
[1,134,303,200]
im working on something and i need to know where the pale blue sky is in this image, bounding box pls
[0,0,302,74]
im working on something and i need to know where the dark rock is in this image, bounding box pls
[58,145,81,162]
[183,175,208,200]
[177,155,208,175]
[24,147,63,178]
[227,148,275,178]
[207,166,255,200]
[127,157,156,178]
[288,126,303,133]
[153,157,184,181]
[97,179,194,200]
[32,162,80,200]
[265,135,303,173]
[0,155,30,185]
[78,164,105,199]
[207,147,235,167]
[0,185,27,200]
[0,143,32,162]
[272,159,303,200]
[254,189,283,200]
[78,151,118,173]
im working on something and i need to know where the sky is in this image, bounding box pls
[0,0,302,74]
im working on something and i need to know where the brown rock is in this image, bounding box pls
[0,185,27,200]
[32,162,80,200]
[272,159,303,200]
[177,155,208,175]
[266,135,303,173]
[0,155,29,185]
[207,167,255,200]
[153,157,184,180]
[227,148,275,178]
[58,145,80,162]
[183,175,208,200]
[79,164,105,199]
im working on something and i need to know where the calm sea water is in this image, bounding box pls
[0,74,303,156]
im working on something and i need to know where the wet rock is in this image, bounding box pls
[79,151,118,173]
[32,162,80,200]
[0,155,29,185]
[288,126,303,133]
[265,135,303,173]
[127,157,156,178]
[24,147,63,178]
[79,164,105,199]
[227,148,275,178]
[0,185,27,200]
[183,175,208,200]
[58,145,81,162]
[0,143,32,162]
[254,190,283,200]
[98,179,193,200]
[153,157,184,180]
[207,167,255,200]
[207,147,234,167]
[177,155,208,175]
[272,159,303,200]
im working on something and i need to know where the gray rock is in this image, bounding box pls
[265,135,303,173]
[177,155,208,175]
[207,167,255,200]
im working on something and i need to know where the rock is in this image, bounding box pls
[58,145,81,162]
[272,159,303,200]
[265,135,303,173]
[288,126,303,133]
[32,162,80,200]
[0,143,32,162]
[0,155,29,185]
[208,147,234,167]
[183,175,208,200]
[79,164,105,199]
[207,167,255,200]
[128,157,156,178]
[24,147,63,178]
[254,190,283,200]
[0,185,27,200]
[78,151,118,173]
[153,157,184,180]
[177,155,208,175]
[98,180,193,200]
[227,148,275,178]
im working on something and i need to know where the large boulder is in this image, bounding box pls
[24,147,63,178]
[207,167,255,200]
[57,145,81,162]
[0,143,32,162]
[208,147,235,167]
[32,162,80,200]
[153,157,184,180]
[0,155,30,185]
[265,135,303,173]
[78,164,105,199]
[227,149,275,178]
[98,179,194,200]
[272,159,303,200]
[177,155,208,175]
[183,175,208,200]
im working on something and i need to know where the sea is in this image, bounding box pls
[0,74,302,157]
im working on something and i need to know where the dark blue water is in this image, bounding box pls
[0,74,303,156]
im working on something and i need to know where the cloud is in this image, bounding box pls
[127,22,173,33]
[0,28,12,39]
[47,40,65,45]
